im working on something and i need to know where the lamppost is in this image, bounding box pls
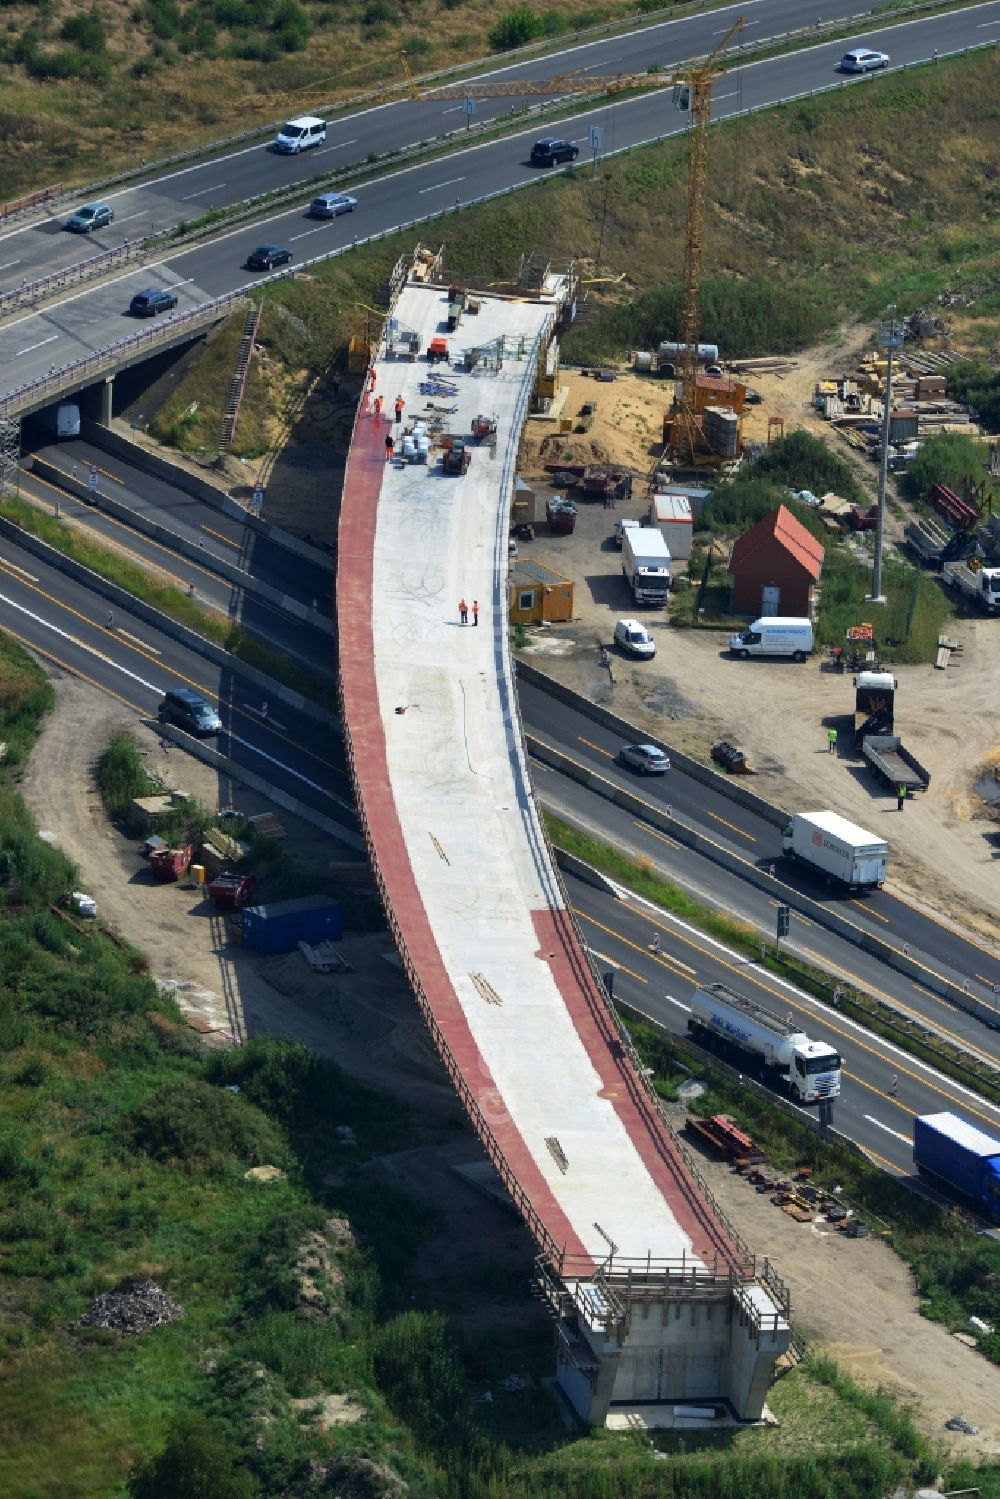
[868,304,905,604]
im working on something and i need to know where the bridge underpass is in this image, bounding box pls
[336,256,789,1428]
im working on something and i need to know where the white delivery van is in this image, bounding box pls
[729,616,813,661]
[614,619,656,659]
[273,116,327,154]
[37,401,81,439]
[614,516,641,549]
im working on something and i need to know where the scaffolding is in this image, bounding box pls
[0,416,20,499]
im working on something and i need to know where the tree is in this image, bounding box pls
[904,431,987,503]
[129,1414,257,1499]
[488,7,544,51]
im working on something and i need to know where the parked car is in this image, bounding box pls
[840,48,889,72]
[309,192,357,218]
[245,245,292,271]
[617,743,670,774]
[65,202,114,233]
[129,288,179,317]
[530,138,579,166]
[157,688,222,736]
[614,619,656,660]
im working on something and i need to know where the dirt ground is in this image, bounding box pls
[516,353,1000,945]
[685,1134,1000,1456]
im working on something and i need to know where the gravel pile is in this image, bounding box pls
[80,1276,184,1335]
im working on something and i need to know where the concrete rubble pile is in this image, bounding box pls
[80,1275,184,1335]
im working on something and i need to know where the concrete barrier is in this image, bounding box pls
[29,454,326,633]
[529,733,1000,1029]
[152,719,363,850]
[79,421,334,571]
[0,512,339,728]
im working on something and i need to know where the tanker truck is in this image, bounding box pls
[688,982,841,1102]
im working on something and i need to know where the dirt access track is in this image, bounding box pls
[516,349,1000,945]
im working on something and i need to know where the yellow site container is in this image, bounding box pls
[192,864,206,886]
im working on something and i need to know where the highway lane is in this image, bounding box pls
[0,0,944,297]
[539,757,1000,1069]
[519,677,1000,1002]
[0,540,356,828]
[4,3,998,391]
[564,870,1000,1180]
[31,434,334,612]
[15,462,332,673]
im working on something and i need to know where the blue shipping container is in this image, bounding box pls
[242,895,343,955]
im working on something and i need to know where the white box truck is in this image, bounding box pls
[729,616,813,661]
[688,982,841,1101]
[622,527,670,606]
[941,557,1000,615]
[782,810,888,891]
[648,492,693,561]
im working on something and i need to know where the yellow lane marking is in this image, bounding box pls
[613,893,1000,1133]
[3,626,145,716]
[573,907,695,981]
[634,820,680,849]
[0,566,346,779]
[202,525,241,550]
[579,735,614,761]
[853,898,890,923]
[891,885,1000,965]
[705,807,756,842]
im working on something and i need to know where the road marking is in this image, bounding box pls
[418,176,465,194]
[713,91,740,101]
[665,994,691,1013]
[118,630,160,655]
[586,946,647,984]
[889,884,1000,963]
[201,524,240,549]
[16,334,58,356]
[180,184,226,199]
[572,906,695,980]
[852,898,889,922]
[863,1114,911,1144]
[634,820,681,849]
[289,226,329,241]
[705,806,756,842]
[976,972,995,988]
[0,259,22,272]
[579,735,612,759]
[0,559,38,583]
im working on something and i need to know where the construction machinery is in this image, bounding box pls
[402,22,746,466]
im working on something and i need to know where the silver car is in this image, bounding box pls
[617,743,670,774]
[309,192,358,218]
[65,201,114,233]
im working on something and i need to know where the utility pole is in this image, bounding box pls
[868,303,905,604]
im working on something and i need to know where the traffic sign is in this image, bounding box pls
[588,125,604,152]
[87,467,99,492]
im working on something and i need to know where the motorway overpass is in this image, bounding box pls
[337,261,789,1425]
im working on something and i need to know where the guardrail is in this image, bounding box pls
[0,183,64,223]
[0,239,149,319]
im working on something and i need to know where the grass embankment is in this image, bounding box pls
[545,811,1000,1104]
[0,494,333,707]
[3,632,999,1495]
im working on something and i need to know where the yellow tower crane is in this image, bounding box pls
[402,17,745,465]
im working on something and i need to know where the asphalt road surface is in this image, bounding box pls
[3,3,998,390]
[564,869,1000,1185]
[520,676,1000,1007]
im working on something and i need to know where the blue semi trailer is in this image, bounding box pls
[913,1112,1000,1224]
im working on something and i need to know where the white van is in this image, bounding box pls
[730,616,813,661]
[614,517,641,549]
[614,618,656,659]
[273,116,327,154]
[38,401,81,439]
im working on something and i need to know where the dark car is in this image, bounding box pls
[617,743,670,775]
[157,688,222,736]
[65,201,114,233]
[530,138,579,166]
[245,245,293,271]
[129,288,179,317]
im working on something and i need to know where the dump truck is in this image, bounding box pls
[688,983,841,1102]
[941,556,1000,614]
[913,1112,1000,1223]
[782,810,888,891]
[862,734,930,792]
[621,527,670,607]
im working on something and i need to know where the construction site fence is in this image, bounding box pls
[0,183,64,222]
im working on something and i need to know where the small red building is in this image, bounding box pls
[728,504,824,618]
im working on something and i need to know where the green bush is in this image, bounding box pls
[947,359,1000,432]
[129,1413,258,1499]
[97,732,156,821]
[125,1079,291,1173]
[904,429,993,503]
[60,10,107,51]
[488,6,545,50]
[374,1310,478,1458]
